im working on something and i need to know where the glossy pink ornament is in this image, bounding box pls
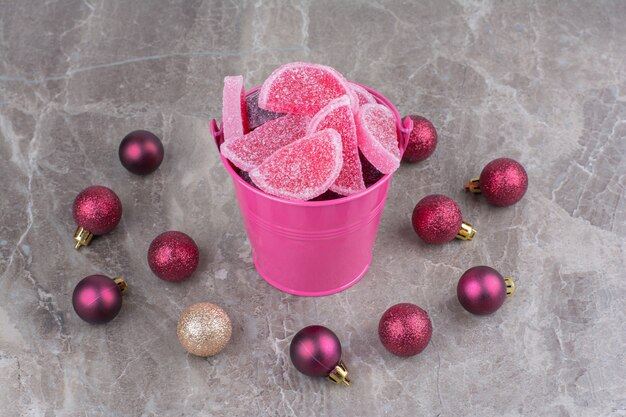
[465,158,528,206]
[402,115,438,163]
[378,303,432,357]
[457,266,516,315]
[119,130,164,175]
[411,194,476,244]
[72,275,127,324]
[289,325,350,385]
[148,231,199,282]
[72,185,123,249]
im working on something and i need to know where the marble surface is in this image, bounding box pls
[1,1,625,416]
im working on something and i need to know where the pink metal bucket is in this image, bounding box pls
[210,84,413,296]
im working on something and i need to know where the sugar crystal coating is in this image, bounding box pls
[245,89,284,130]
[221,114,310,172]
[350,82,377,106]
[249,129,343,201]
[356,103,400,174]
[222,76,249,142]
[307,95,365,195]
[258,62,354,115]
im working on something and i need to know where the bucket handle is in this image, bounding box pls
[209,85,413,153]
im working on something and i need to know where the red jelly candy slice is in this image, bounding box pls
[308,95,365,195]
[356,103,400,174]
[221,114,310,172]
[258,62,354,115]
[222,76,249,142]
[350,82,377,106]
[249,129,343,201]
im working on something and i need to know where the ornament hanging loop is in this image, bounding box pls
[464,177,481,193]
[113,277,128,294]
[73,226,94,249]
[504,278,516,297]
[456,221,477,241]
[327,360,350,386]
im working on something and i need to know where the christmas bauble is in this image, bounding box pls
[402,115,438,163]
[118,130,164,175]
[290,325,350,385]
[378,303,432,357]
[412,194,476,244]
[457,266,516,315]
[176,303,232,357]
[72,275,127,324]
[465,158,528,206]
[72,185,123,249]
[148,231,199,282]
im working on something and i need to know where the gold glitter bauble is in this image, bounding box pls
[176,303,232,357]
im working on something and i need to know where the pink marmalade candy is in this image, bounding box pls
[245,89,284,130]
[356,103,400,174]
[221,114,310,172]
[350,82,377,106]
[258,62,355,115]
[308,95,365,195]
[249,129,343,201]
[222,76,249,142]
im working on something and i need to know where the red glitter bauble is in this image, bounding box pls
[290,325,342,377]
[479,158,528,207]
[412,194,462,244]
[378,303,432,357]
[457,266,507,315]
[148,231,199,282]
[402,115,438,163]
[119,130,164,175]
[72,186,123,235]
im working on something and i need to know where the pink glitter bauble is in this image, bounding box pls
[412,194,463,244]
[479,158,528,207]
[72,185,122,235]
[402,115,438,163]
[378,303,432,357]
[148,231,199,282]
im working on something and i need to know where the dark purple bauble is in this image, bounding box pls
[119,130,164,175]
[290,325,342,377]
[72,275,124,324]
[457,266,507,315]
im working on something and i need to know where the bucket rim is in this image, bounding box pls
[210,82,413,207]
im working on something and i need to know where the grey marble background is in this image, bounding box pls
[1,1,625,416]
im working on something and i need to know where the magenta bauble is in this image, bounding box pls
[72,275,126,324]
[457,266,514,315]
[289,325,350,385]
